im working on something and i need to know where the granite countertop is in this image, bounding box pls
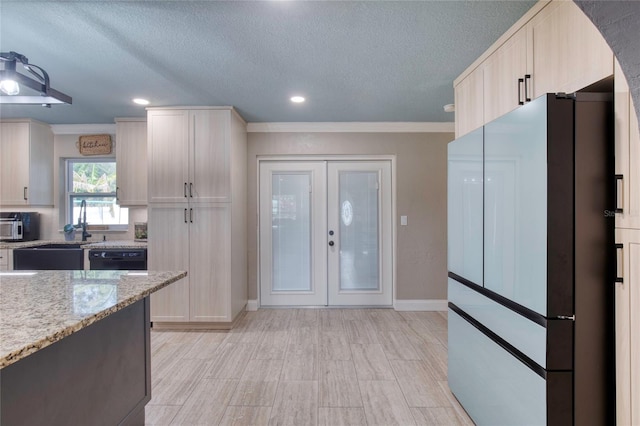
[0,240,147,250]
[0,269,185,369]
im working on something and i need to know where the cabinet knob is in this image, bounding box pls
[329,241,335,246]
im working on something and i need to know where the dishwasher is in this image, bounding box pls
[88,248,147,270]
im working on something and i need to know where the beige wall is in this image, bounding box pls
[247,131,453,302]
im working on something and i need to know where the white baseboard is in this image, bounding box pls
[246,299,259,311]
[394,299,448,311]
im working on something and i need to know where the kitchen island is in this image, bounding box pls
[0,269,186,425]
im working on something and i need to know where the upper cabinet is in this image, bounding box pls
[483,25,530,124]
[147,108,232,204]
[454,0,614,137]
[454,66,484,137]
[614,59,640,230]
[529,1,613,98]
[0,119,53,206]
[115,118,147,206]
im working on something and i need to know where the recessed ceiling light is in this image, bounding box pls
[290,96,305,103]
[133,98,150,105]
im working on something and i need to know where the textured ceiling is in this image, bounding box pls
[0,1,534,124]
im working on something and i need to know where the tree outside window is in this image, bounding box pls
[67,159,128,229]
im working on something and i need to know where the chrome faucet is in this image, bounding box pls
[77,199,92,241]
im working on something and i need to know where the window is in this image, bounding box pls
[66,159,128,230]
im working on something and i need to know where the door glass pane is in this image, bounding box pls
[271,173,311,291]
[339,171,379,291]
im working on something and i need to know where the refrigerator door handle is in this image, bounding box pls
[615,174,624,213]
[615,243,624,283]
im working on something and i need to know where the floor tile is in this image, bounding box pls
[359,380,416,425]
[219,406,272,426]
[145,405,181,425]
[230,359,284,406]
[269,381,318,425]
[170,379,237,425]
[350,343,395,381]
[205,343,256,379]
[318,407,367,426]
[282,343,318,381]
[319,360,363,407]
[390,360,451,407]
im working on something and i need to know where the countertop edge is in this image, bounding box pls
[0,271,186,369]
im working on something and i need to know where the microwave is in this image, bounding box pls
[0,212,40,242]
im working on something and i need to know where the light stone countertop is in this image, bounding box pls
[0,240,147,250]
[0,269,185,369]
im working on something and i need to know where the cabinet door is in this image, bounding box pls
[189,204,231,321]
[116,120,147,206]
[615,228,640,426]
[189,110,230,202]
[0,122,30,205]
[615,60,640,229]
[147,110,189,203]
[148,204,190,322]
[454,66,484,138]
[483,26,529,124]
[531,1,613,98]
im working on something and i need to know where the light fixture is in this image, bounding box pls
[133,98,149,106]
[443,103,455,113]
[290,96,305,103]
[0,51,72,106]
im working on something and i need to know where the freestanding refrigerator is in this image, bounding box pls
[447,93,615,425]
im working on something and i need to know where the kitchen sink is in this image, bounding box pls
[13,244,84,270]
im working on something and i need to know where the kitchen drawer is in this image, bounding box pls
[0,249,8,270]
[448,308,546,425]
[448,277,547,368]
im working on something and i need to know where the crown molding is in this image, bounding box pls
[246,122,454,133]
[50,124,116,135]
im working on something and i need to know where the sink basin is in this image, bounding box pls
[13,244,84,270]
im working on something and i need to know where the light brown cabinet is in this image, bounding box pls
[115,118,147,206]
[482,25,530,124]
[615,228,640,426]
[147,107,247,326]
[0,249,10,271]
[147,108,231,204]
[454,0,613,137]
[0,120,53,206]
[454,66,484,137]
[529,1,613,98]
[614,59,640,230]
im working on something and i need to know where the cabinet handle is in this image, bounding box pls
[615,243,624,283]
[615,174,624,213]
[184,208,188,223]
[189,182,193,198]
[184,182,188,198]
[115,186,120,201]
[189,208,193,223]
[23,186,28,201]
[524,74,532,102]
[518,78,525,105]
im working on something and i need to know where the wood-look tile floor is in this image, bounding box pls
[145,309,473,426]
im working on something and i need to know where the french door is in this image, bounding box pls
[259,160,392,306]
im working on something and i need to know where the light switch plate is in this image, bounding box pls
[401,215,408,226]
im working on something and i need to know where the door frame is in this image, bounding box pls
[256,154,397,308]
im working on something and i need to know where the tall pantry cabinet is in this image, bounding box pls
[147,107,247,327]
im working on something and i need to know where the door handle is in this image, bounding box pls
[615,174,624,213]
[189,183,193,198]
[518,78,524,105]
[615,243,624,283]
[329,241,334,246]
[23,186,28,201]
[184,208,188,223]
[524,74,532,102]
[184,182,188,198]
[190,208,193,223]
